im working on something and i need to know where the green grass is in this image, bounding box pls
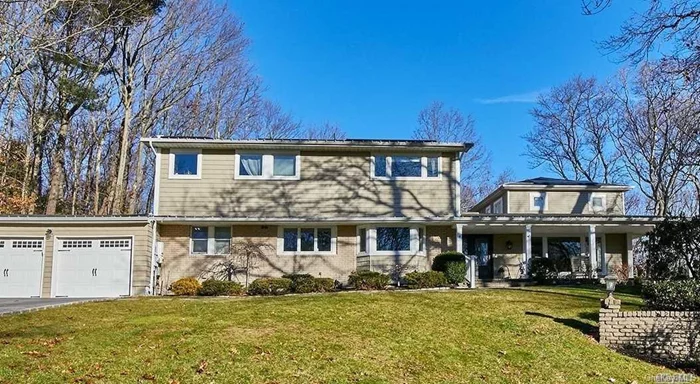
[0,287,674,383]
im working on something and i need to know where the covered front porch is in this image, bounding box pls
[453,216,659,286]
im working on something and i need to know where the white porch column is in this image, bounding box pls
[455,224,463,254]
[523,224,532,278]
[589,225,598,278]
[626,233,635,279]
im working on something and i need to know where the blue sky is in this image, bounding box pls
[226,0,638,180]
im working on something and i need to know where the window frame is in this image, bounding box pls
[492,197,504,214]
[234,150,301,180]
[529,192,548,211]
[357,225,426,256]
[370,154,442,180]
[277,226,337,255]
[169,149,202,179]
[590,193,607,212]
[190,226,231,256]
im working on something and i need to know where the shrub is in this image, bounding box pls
[529,258,557,283]
[403,271,448,289]
[169,277,201,296]
[313,278,337,293]
[432,251,466,272]
[444,261,467,285]
[348,271,391,290]
[247,278,292,296]
[642,280,700,311]
[198,279,244,296]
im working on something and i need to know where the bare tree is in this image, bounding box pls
[241,100,301,139]
[202,240,272,286]
[303,122,347,140]
[525,76,623,183]
[413,101,508,210]
[609,65,699,216]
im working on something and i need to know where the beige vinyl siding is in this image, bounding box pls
[604,234,625,272]
[507,190,625,215]
[159,224,357,286]
[158,149,457,217]
[0,222,152,297]
[356,254,370,271]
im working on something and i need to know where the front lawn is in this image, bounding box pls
[0,287,673,383]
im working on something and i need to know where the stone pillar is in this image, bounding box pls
[589,225,598,278]
[598,294,621,346]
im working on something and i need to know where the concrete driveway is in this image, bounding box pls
[0,298,107,316]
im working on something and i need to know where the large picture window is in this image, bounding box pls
[357,226,426,255]
[372,154,441,179]
[376,227,411,251]
[279,227,336,254]
[235,152,300,180]
[191,226,231,255]
[169,150,201,179]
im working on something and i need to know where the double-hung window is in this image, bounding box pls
[279,227,335,254]
[235,152,300,179]
[372,154,441,179]
[191,226,231,255]
[169,150,201,179]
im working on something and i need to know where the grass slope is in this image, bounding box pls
[0,287,673,383]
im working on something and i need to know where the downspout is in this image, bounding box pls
[146,139,159,295]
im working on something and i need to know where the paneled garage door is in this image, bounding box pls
[0,239,44,298]
[54,238,132,298]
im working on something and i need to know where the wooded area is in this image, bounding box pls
[0,0,505,215]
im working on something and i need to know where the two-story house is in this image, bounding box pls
[0,137,660,298]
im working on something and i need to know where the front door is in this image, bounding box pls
[465,235,493,280]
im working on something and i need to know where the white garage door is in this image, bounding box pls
[54,238,132,298]
[0,239,44,298]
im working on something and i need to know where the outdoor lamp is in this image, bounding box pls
[505,240,513,250]
[604,274,618,296]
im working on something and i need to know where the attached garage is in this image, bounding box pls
[0,238,44,298]
[0,217,153,298]
[53,238,132,298]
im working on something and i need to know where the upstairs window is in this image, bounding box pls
[239,154,262,176]
[170,150,201,179]
[235,152,300,180]
[492,198,504,214]
[530,192,547,211]
[590,193,606,212]
[279,227,336,254]
[372,154,441,179]
[191,226,231,255]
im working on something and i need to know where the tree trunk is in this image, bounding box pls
[45,117,69,214]
[128,145,144,214]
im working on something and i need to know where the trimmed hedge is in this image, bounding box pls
[170,277,201,296]
[404,271,448,289]
[348,271,391,290]
[529,258,558,283]
[281,274,337,293]
[247,278,293,296]
[642,280,700,311]
[198,279,244,296]
[444,261,467,285]
[432,251,466,272]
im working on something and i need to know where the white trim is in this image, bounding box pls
[234,151,301,180]
[589,192,607,213]
[492,197,504,214]
[454,154,461,216]
[529,192,548,211]
[277,226,337,256]
[148,220,157,295]
[51,235,135,298]
[370,153,443,181]
[153,149,161,215]
[506,191,511,214]
[168,149,202,179]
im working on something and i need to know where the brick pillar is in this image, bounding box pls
[598,294,621,346]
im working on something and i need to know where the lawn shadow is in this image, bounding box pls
[525,311,598,338]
